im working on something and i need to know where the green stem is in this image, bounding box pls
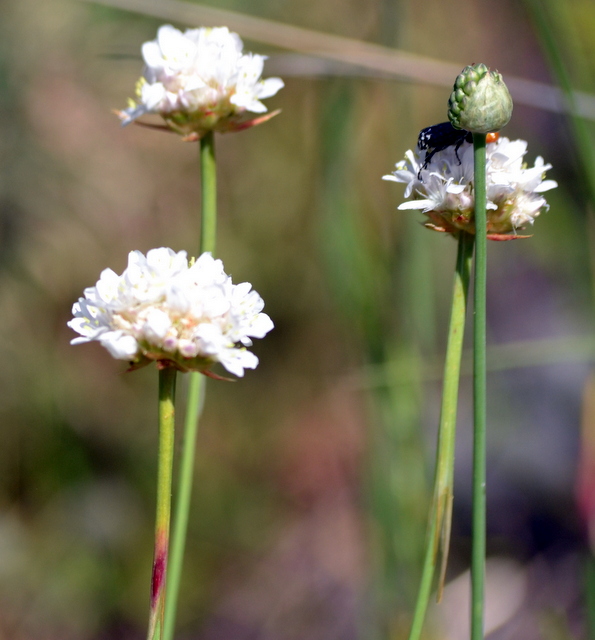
[471,133,487,640]
[163,131,217,640]
[407,507,438,640]
[147,366,177,640]
[198,130,218,255]
[407,231,474,640]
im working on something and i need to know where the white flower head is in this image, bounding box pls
[68,248,274,377]
[118,25,284,139]
[383,133,557,239]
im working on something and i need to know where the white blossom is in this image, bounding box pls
[119,25,284,136]
[383,135,557,238]
[68,248,273,377]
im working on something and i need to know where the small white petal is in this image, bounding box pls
[140,82,167,111]
[143,309,172,341]
[249,312,274,338]
[256,77,284,99]
[534,179,558,192]
[398,200,435,210]
[178,339,200,358]
[100,332,139,360]
[445,184,466,194]
[218,349,259,377]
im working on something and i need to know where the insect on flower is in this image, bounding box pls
[384,132,555,240]
[417,122,500,176]
[418,122,472,172]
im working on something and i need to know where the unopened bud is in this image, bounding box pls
[448,63,513,133]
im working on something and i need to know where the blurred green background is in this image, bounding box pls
[0,0,594,638]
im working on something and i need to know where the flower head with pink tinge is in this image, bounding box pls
[68,248,273,377]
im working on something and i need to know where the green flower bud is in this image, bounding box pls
[448,63,513,133]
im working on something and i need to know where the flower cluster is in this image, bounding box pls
[68,248,274,377]
[119,25,284,138]
[383,136,557,239]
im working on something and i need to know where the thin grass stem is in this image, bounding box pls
[147,366,177,640]
[471,133,487,640]
[407,231,474,640]
[198,131,218,255]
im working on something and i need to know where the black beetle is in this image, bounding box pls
[417,122,473,174]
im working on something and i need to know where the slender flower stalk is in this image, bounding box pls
[449,63,514,640]
[200,131,217,254]
[407,231,474,640]
[450,63,515,640]
[147,365,177,640]
[163,131,218,640]
[163,370,204,640]
[471,133,487,640]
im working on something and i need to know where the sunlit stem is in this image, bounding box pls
[147,366,177,640]
[471,132,487,640]
[198,130,217,254]
[407,231,474,640]
[163,130,217,640]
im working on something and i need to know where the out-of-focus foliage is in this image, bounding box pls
[0,0,593,638]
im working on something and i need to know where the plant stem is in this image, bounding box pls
[198,130,217,255]
[406,504,438,640]
[407,231,474,640]
[147,366,177,640]
[163,131,217,640]
[434,231,474,601]
[162,374,205,640]
[471,132,487,640]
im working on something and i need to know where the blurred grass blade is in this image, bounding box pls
[524,0,595,197]
[82,0,595,118]
[356,334,595,390]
